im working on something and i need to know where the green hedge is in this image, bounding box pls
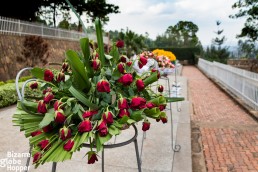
[150,47,200,64]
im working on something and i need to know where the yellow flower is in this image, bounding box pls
[152,49,176,61]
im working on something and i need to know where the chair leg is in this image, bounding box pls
[102,149,104,172]
[134,139,142,172]
[52,162,57,172]
[25,145,32,172]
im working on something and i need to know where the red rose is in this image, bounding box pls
[136,79,145,91]
[37,100,47,114]
[59,127,72,141]
[118,63,125,74]
[118,74,133,86]
[116,40,124,48]
[161,116,168,123]
[142,122,150,131]
[130,97,146,110]
[97,80,111,93]
[103,111,114,124]
[88,151,98,164]
[33,152,41,163]
[78,120,92,133]
[118,109,130,118]
[159,104,166,111]
[44,92,54,104]
[138,56,147,69]
[30,82,38,89]
[120,56,127,63]
[38,139,50,150]
[64,139,74,151]
[55,110,66,124]
[118,98,129,109]
[98,121,108,137]
[92,59,100,70]
[146,102,155,109]
[158,85,164,92]
[42,124,53,133]
[54,100,63,111]
[62,62,69,72]
[31,130,42,137]
[126,61,132,67]
[56,72,65,83]
[44,69,54,82]
[42,87,52,95]
[82,110,98,118]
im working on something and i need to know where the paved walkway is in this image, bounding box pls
[183,66,258,172]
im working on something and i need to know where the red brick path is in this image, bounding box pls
[182,66,258,172]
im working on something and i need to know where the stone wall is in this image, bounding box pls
[227,59,258,73]
[0,35,80,81]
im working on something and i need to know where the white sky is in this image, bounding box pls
[103,0,246,47]
[70,0,246,47]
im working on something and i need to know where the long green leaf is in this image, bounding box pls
[80,38,93,78]
[95,18,105,65]
[69,86,98,110]
[165,97,184,102]
[39,113,55,128]
[143,72,158,87]
[66,50,91,92]
[31,67,44,79]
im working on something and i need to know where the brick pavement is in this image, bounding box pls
[182,66,258,172]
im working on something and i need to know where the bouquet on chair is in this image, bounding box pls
[12,18,173,168]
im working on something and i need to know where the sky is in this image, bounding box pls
[101,0,245,47]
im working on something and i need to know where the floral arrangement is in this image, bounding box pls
[12,19,172,168]
[152,49,176,62]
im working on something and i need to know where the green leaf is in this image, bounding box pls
[118,115,129,124]
[144,107,160,118]
[130,110,144,122]
[66,50,91,92]
[69,86,98,110]
[39,113,55,128]
[143,72,158,87]
[165,97,184,102]
[31,67,44,79]
[108,125,121,136]
[112,69,122,80]
[109,45,119,63]
[127,119,136,124]
[95,18,105,65]
[98,133,112,145]
[105,54,113,60]
[80,38,93,78]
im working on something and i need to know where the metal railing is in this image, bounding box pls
[198,58,258,110]
[0,16,108,43]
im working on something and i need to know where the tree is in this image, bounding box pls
[237,40,258,58]
[230,0,258,42]
[212,21,226,48]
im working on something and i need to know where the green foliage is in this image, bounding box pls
[204,45,230,64]
[230,0,258,42]
[237,40,258,58]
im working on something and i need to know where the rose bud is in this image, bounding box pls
[30,82,38,89]
[142,121,150,131]
[63,139,74,151]
[97,80,111,93]
[103,111,114,124]
[126,61,132,67]
[159,104,166,111]
[43,92,54,104]
[130,97,146,110]
[158,85,164,92]
[118,98,129,109]
[118,109,130,118]
[98,121,108,137]
[44,69,54,82]
[146,102,155,109]
[54,100,63,111]
[82,110,98,119]
[59,127,72,141]
[42,124,53,133]
[62,62,69,72]
[161,116,168,123]
[31,130,42,137]
[136,79,145,91]
[56,72,65,83]
[42,87,52,95]
[37,100,47,114]
[88,151,98,164]
[55,110,66,124]
[92,59,100,71]
[78,120,92,133]
[120,56,127,63]
[117,63,125,74]
[118,73,133,86]
[138,56,148,69]
[156,118,161,122]
[38,139,50,150]
[116,40,124,48]
[33,152,41,163]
